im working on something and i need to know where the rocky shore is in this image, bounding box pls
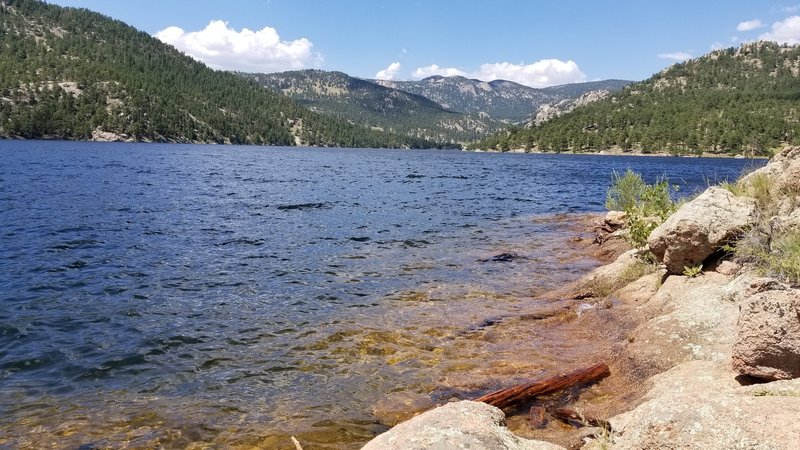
[362,147,800,449]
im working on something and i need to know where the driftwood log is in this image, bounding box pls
[475,363,610,410]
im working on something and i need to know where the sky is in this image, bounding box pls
[47,0,800,88]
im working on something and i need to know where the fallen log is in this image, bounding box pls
[475,363,610,410]
[552,407,611,431]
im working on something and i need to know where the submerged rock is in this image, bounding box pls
[362,401,565,450]
[732,288,800,381]
[647,186,756,274]
[479,252,523,262]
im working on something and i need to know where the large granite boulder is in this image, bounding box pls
[362,401,565,450]
[732,288,800,380]
[647,186,756,274]
[604,361,800,450]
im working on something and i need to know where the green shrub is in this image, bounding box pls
[606,169,677,248]
[606,169,647,212]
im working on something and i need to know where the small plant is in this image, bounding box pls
[682,264,703,278]
[768,231,800,285]
[720,243,737,255]
[619,257,659,284]
[720,179,745,196]
[747,172,778,215]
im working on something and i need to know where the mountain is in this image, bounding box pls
[471,42,800,156]
[242,70,503,144]
[529,89,613,126]
[375,76,632,122]
[0,0,437,148]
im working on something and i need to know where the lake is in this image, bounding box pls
[0,141,761,448]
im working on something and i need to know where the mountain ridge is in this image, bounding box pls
[471,41,800,156]
[0,0,439,148]
[241,70,503,144]
[247,69,631,144]
[374,76,632,122]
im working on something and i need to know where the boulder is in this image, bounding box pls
[614,272,737,380]
[361,401,565,450]
[732,289,800,380]
[647,186,756,274]
[604,361,800,450]
[604,210,627,229]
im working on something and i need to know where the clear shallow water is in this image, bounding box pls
[0,141,760,448]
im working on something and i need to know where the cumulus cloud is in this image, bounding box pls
[413,64,468,78]
[760,16,800,45]
[473,60,586,87]
[155,20,321,72]
[737,19,764,32]
[412,59,586,88]
[375,62,402,80]
[658,52,693,62]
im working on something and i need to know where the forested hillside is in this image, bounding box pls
[470,42,800,156]
[0,0,437,148]
[244,70,503,144]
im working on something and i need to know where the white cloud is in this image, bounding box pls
[474,60,586,87]
[657,52,693,62]
[737,19,764,32]
[710,42,725,51]
[375,62,402,80]
[760,16,800,45]
[412,59,586,88]
[783,5,800,13]
[413,64,468,78]
[155,20,321,72]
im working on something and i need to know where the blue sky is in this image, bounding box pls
[48,0,800,87]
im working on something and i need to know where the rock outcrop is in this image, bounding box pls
[647,186,756,273]
[361,401,565,450]
[739,146,800,206]
[732,288,800,380]
[363,148,800,450]
[608,361,800,450]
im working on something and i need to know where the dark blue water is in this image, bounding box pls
[0,141,760,448]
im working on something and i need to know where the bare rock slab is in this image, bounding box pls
[647,186,755,274]
[362,401,565,450]
[605,361,800,450]
[732,288,800,381]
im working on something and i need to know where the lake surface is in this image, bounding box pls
[0,141,761,448]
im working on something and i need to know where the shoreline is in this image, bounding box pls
[469,147,770,159]
[363,147,800,449]
[0,136,771,159]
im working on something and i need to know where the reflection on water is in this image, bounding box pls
[0,142,760,448]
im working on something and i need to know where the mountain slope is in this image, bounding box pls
[375,76,632,122]
[471,42,800,155]
[0,0,435,148]
[243,70,502,144]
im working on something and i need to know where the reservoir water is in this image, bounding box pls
[0,141,760,448]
